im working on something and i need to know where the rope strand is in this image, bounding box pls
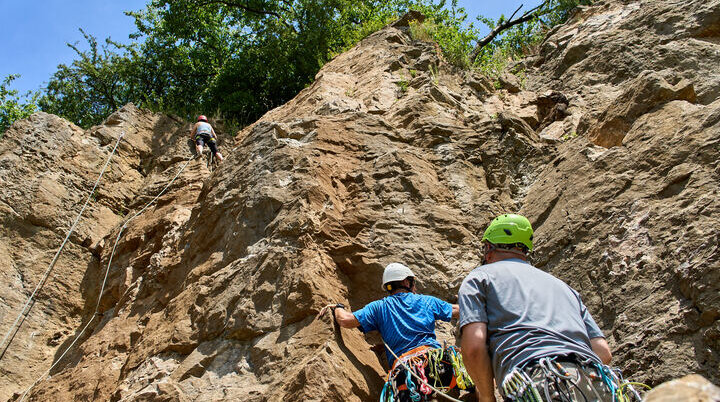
[18,155,194,401]
[0,131,126,361]
[383,342,464,402]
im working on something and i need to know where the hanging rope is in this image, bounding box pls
[383,342,464,402]
[18,155,194,401]
[0,132,126,362]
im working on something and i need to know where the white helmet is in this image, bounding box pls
[382,263,415,291]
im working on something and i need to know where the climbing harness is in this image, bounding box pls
[500,356,651,402]
[318,307,472,402]
[17,154,195,401]
[0,131,126,362]
[382,342,474,402]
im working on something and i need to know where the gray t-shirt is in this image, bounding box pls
[458,258,604,385]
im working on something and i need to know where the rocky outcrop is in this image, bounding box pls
[1,0,719,400]
[645,375,720,402]
[0,107,197,401]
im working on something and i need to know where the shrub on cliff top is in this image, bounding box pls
[1,75,38,137]
[37,0,589,129]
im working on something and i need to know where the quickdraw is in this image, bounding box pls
[500,356,651,402]
[447,346,473,390]
[381,346,474,402]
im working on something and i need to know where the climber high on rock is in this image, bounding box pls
[324,262,475,401]
[190,115,224,162]
[458,213,643,402]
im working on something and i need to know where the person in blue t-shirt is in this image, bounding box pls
[332,262,458,368]
[328,263,476,401]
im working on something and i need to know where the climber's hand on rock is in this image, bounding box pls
[318,304,335,320]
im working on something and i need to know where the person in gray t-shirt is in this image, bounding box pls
[458,214,612,402]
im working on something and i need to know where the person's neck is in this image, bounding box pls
[391,289,412,295]
[486,250,527,264]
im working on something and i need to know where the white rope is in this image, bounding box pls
[0,132,125,361]
[383,342,464,402]
[18,155,194,401]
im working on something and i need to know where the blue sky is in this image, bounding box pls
[2,0,542,95]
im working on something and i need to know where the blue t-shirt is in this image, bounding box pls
[353,292,453,366]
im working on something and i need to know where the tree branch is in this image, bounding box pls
[469,0,552,63]
[195,0,297,32]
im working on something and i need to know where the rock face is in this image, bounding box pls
[0,107,193,401]
[645,375,720,402]
[0,0,718,400]
[526,0,720,146]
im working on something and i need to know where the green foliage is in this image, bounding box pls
[36,0,589,129]
[405,0,481,69]
[0,75,38,136]
[122,0,460,124]
[474,0,591,78]
[561,131,578,141]
[429,63,439,85]
[409,20,435,42]
[40,0,455,127]
[39,30,141,128]
[395,79,409,95]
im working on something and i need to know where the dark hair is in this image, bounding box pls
[488,241,529,254]
[385,277,415,292]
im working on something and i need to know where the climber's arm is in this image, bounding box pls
[334,307,361,328]
[591,337,612,364]
[452,304,460,319]
[461,322,497,402]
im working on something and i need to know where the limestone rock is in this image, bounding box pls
[0,106,195,401]
[585,71,696,147]
[644,375,720,402]
[2,2,719,401]
[527,0,720,146]
[498,73,522,93]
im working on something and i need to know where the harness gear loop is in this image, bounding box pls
[382,342,469,402]
[501,356,651,402]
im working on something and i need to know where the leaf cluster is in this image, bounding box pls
[35,0,589,129]
[474,0,591,78]
[0,75,38,136]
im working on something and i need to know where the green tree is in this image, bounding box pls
[0,75,38,136]
[38,0,589,128]
[125,0,447,124]
[39,30,139,128]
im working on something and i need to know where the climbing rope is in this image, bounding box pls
[319,306,470,402]
[0,131,126,362]
[383,342,465,402]
[18,155,194,401]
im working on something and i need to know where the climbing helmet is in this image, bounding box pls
[197,115,208,122]
[382,263,415,291]
[482,213,534,252]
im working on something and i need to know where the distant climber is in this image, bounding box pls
[458,214,642,402]
[190,115,224,162]
[324,263,475,401]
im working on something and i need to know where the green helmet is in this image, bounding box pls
[482,214,534,252]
